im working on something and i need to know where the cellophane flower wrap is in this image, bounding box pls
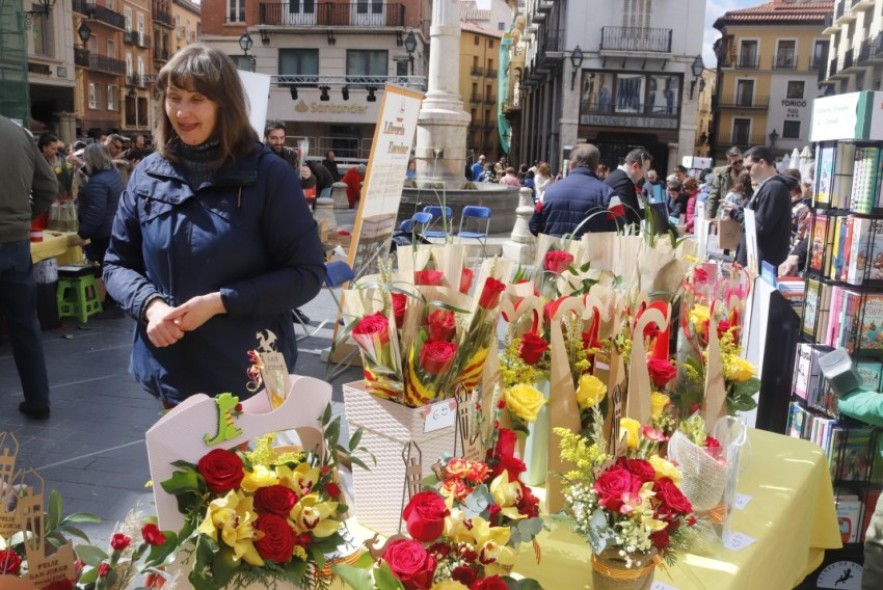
[555,408,696,569]
[332,487,543,590]
[156,405,361,590]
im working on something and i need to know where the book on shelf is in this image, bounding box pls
[809,214,830,274]
[835,493,862,543]
[850,146,883,214]
[862,489,882,540]
[793,342,833,401]
[833,142,856,209]
[787,401,809,438]
[814,144,835,207]
[856,359,883,390]
[829,216,849,280]
[829,427,877,482]
[846,217,883,285]
[849,293,883,355]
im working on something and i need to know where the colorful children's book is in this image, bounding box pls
[855,360,883,390]
[809,215,829,273]
[815,144,835,207]
[855,294,883,353]
[833,143,856,209]
[846,218,883,285]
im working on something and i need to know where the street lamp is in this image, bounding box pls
[570,46,584,91]
[77,22,92,47]
[689,54,705,99]
[238,31,255,71]
[404,31,417,75]
[769,129,779,149]
[25,0,56,29]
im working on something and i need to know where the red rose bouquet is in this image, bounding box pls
[333,489,542,590]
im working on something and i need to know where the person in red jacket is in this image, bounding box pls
[341,164,366,209]
[683,177,699,233]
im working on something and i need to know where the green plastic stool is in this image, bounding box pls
[57,265,103,324]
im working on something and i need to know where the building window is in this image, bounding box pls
[622,0,650,29]
[107,85,118,110]
[775,40,795,68]
[356,0,383,14]
[137,12,145,38]
[230,55,253,71]
[739,40,758,68]
[30,6,52,56]
[346,50,387,86]
[782,120,800,139]
[88,83,98,109]
[498,22,505,31]
[228,0,245,23]
[126,52,133,76]
[108,40,116,59]
[124,6,133,31]
[732,118,751,145]
[396,60,408,76]
[812,40,829,69]
[474,35,479,46]
[786,81,805,99]
[488,39,494,49]
[735,79,755,106]
[279,48,319,85]
[137,56,145,80]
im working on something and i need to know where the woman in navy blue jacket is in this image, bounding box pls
[103,44,325,405]
[77,143,125,267]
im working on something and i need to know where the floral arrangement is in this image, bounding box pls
[555,409,696,569]
[347,255,508,408]
[155,404,368,590]
[676,415,724,463]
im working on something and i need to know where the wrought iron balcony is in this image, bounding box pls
[719,95,770,109]
[471,66,484,77]
[74,47,90,68]
[830,57,838,77]
[259,2,405,28]
[485,95,496,105]
[580,102,680,117]
[722,134,769,149]
[469,96,482,105]
[485,69,497,79]
[600,27,672,54]
[153,8,173,28]
[844,47,854,69]
[74,0,126,30]
[772,54,797,69]
[724,54,760,69]
[89,54,126,76]
[858,39,870,63]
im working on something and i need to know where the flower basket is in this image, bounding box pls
[591,548,657,590]
[342,380,458,536]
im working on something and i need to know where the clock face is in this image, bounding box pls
[816,561,863,590]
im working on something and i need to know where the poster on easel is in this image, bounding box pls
[347,85,424,279]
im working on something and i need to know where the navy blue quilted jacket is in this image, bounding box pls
[528,168,619,237]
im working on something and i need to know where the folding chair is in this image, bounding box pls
[423,206,455,240]
[457,205,492,257]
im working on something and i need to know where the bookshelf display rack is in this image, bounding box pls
[791,132,883,551]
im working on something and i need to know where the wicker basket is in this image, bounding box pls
[342,381,458,536]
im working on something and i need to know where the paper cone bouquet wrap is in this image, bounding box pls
[343,245,512,408]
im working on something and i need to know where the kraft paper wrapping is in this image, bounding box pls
[580,231,618,273]
[546,296,585,513]
[613,236,643,288]
[396,243,467,289]
[637,241,689,297]
[703,316,728,426]
[497,294,545,437]
[625,306,668,425]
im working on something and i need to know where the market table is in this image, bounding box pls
[30,231,84,265]
[515,428,842,590]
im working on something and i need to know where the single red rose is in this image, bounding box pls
[110,533,131,552]
[582,331,603,351]
[351,312,391,352]
[496,399,506,409]
[593,466,640,513]
[98,563,111,578]
[717,319,734,341]
[73,559,86,579]
[646,357,677,389]
[254,484,299,516]
[383,539,437,590]
[254,514,297,563]
[392,293,407,328]
[415,270,445,286]
[543,250,574,274]
[616,457,657,483]
[650,529,671,550]
[654,478,693,515]
[325,481,342,500]
[294,533,312,547]
[403,491,450,543]
[426,309,456,342]
[518,331,549,365]
[452,565,479,586]
[320,465,331,475]
[705,436,724,460]
[0,549,22,575]
[693,267,709,283]
[418,340,458,376]
[141,523,167,546]
[478,277,506,309]
[197,448,245,494]
[471,576,509,590]
[460,267,474,294]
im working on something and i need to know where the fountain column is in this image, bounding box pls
[502,187,537,264]
[414,0,471,187]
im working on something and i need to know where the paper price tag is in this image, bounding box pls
[734,493,752,511]
[423,399,458,433]
[259,351,291,410]
[723,530,757,551]
[651,582,678,590]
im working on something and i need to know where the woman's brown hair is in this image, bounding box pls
[683,177,699,192]
[154,43,258,168]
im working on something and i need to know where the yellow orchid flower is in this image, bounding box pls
[489,472,525,521]
[196,490,264,567]
[445,509,478,545]
[471,516,515,568]
[276,462,320,496]
[290,492,339,538]
[619,417,641,449]
[239,464,278,492]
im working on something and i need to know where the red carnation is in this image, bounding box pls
[403,491,450,543]
[141,523,167,546]
[196,448,245,494]
[110,533,131,552]
[518,331,548,365]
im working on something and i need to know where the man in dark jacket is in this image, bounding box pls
[0,116,58,419]
[706,146,744,218]
[604,148,651,229]
[306,159,334,199]
[726,145,794,271]
[529,143,619,238]
[322,150,341,182]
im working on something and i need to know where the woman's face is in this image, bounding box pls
[165,83,219,146]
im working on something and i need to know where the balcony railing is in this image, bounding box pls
[74,0,126,30]
[859,39,870,63]
[772,54,797,69]
[89,54,126,76]
[124,29,137,45]
[259,2,405,28]
[600,26,672,53]
[580,103,680,117]
[830,57,838,77]
[719,95,770,109]
[153,9,173,28]
[538,28,565,54]
[844,47,854,69]
[126,74,146,87]
[724,54,760,69]
[469,96,482,105]
[721,134,769,149]
[874,32,883,57]
[485,96,496,105]
[485,69,497,79]
[74,47,90,68]
[471,66,484,76]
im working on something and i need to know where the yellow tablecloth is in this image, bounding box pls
[30,231,84,265]
[515,429,842,590]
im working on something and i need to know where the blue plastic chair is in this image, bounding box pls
[423,206,455,240]
[457,205,492,256]
[323,261,360,380]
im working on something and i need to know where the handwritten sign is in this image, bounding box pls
[734,493,752,511]
[423,398,458,433]
[260,351,291,410]
[723,530,757,551]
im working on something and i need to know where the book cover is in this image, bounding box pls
[810,215,829,273]
[863,489,882,538]
[856,293,883,353]
[803,277,821,338]
[815,144,835,206]
[846,218,883,285]
[829,428,875,482]
[787,401,807,438]
[793,343,812,399]
[839,216,855,282]
[817,283,834,346]
[856,360,883,390]
[826,286,844,347]
[836,494,862,543]
[833,143,856,209]
[829,217,845,279]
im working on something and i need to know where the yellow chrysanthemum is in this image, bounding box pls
[648,455,682,485]
[503,384,547,423]
[650,392,670,420]
[689,305,710,331]
[724,355,756,382]
[576,374,607,409]
[239,464,278,492]
[619,417,641,449]
[290,492,339,538]
[196,490,264,567]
